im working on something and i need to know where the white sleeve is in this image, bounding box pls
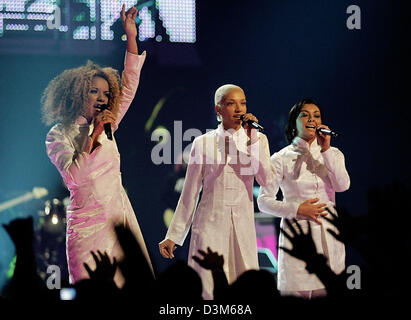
[165,137,204,246]
[321,147,350,192]
[257,152,300,219]
[115,51,147,128]
[249,133,276,187]
[45,125,107,186]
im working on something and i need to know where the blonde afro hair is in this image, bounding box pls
[41,61,121,129]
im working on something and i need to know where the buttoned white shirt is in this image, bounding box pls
[258,136,350,291]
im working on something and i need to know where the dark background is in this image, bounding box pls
[0,0,409,286]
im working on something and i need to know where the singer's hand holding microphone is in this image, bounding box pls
[93,104,116,140]
[316,124,334,152]
[237,113,264,139]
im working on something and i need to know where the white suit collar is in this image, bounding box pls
[216,124,247,140]
[292,136,321,153]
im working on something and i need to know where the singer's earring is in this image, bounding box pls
[292,128,296,135]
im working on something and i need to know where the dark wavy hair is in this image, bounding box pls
[285,98,323,144]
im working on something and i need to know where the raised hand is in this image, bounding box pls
[121,4,138,38]
[3,217,34,249]
[93,109,116,137]
[241,113,258,139]
[192,247,224,271]
[193,247,228,300]
[280,219,349,294]
[83,250,118,282]
[323,206,362,251]
[279,219,319,263]
[316,124,331,152]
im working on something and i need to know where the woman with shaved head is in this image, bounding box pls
[159,84,275,299]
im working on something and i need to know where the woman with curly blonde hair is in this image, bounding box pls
[43,5,153,287]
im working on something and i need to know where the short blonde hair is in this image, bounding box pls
[214,84,243,106]
[41,61,121,129]
[214,84,243,122]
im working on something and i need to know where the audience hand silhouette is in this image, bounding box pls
[279,219,318,262]
[192,247,224,271]
[323,206,370,263]
[280,218,350,296]
[193,247,228,300]
[84,250,118,282]
[3,217,34,250]
[323,207,353,244]
[2,217,58,300]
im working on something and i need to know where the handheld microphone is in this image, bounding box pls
[239,114,264,131]
[316,127,339,137]
[95,104,113,140]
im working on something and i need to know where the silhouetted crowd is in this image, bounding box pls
[1,181,408,316]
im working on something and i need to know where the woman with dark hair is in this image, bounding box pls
[43,5,153,287]
[257,98,350,299]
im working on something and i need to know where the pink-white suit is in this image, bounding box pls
[45,51,152,287]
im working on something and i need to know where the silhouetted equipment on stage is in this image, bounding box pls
[258,248,278,275]
[0,187,69,288]
[0,188,68,283]
[255,212,278,275]
[36,197,68,281]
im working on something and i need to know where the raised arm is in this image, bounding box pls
[115,4,146,127]
[121,4,139,55]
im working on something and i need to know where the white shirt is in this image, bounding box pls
[257,136,350,291]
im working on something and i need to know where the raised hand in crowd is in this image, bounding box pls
[114,224,155,302]
[2,217,57,300]
[280,219,347,296]
[279,219,319,262]
[193,247,229,300]
[323,207,369,262]
[3,216,34,251]
[83,250,118,283]
[193,247,224,271]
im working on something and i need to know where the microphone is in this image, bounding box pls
[95,104,113,140]
[239,114,264,131]
[316,127,339,137]
[104,123,113,140]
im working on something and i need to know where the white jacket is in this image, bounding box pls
[166,125,275,299]
[45,51,152,286]
[257,136,350,291]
